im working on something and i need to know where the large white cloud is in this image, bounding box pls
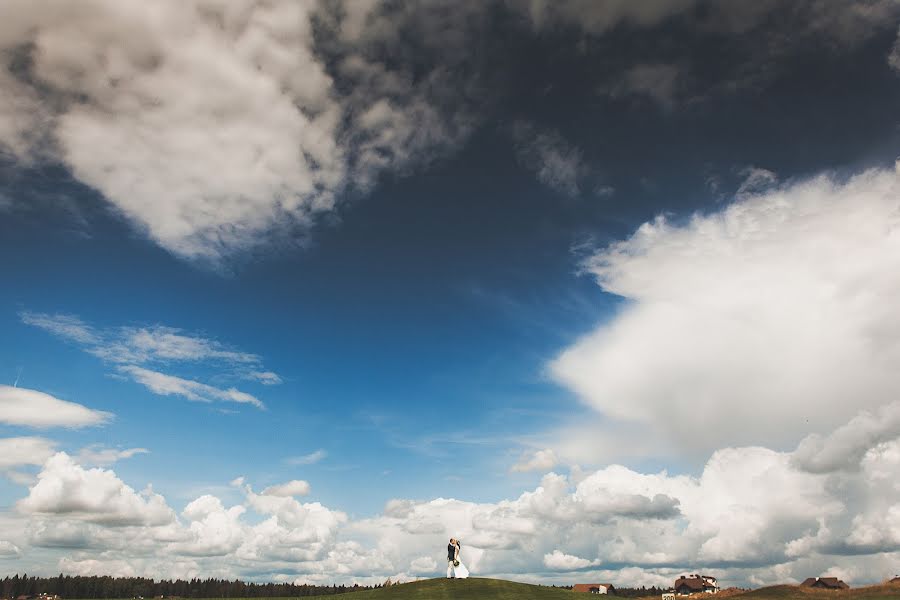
[1,1,341,260]
[0,385,112,428]
[0,0,481,261]
[17,453,176,526]
[552,163,900,456]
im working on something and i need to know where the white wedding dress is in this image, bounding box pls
[454,560,469,578]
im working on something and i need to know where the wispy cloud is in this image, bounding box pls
[891,26,900,72]
[511,121,587,197]
[601,63,686,110]
[20,312,100,345]
[119,366,264,409]
[92,326,260,365]
[75,444,150,467]
[285,449,327,466]
[21,312,274,409]
[510,448,558,473]
[248,371,283,385]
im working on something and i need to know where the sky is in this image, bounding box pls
[1,0,900,589]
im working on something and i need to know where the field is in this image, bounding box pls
[340,578,900,600]
[734,584,900,600]
[333,578,576,600]
[62,579,900,600]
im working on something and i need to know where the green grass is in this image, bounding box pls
[62,581,900,600]
[736,584,900,600]
[335,577,575,600]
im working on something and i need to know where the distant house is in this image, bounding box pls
[889,576,900,584]
[674,575,719,595]
[573,584,616,594]
[800,577,849,590]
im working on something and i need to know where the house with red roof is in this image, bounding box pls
[800,577,849,590]
[673,575,719,595]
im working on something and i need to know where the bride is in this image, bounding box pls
[448,538,469,579]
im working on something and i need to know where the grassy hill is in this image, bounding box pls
[339,577,575,600]
[342,579,900,600]
[736,583,900,600]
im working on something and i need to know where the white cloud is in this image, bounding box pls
[249,371,283,385]
[0,385,112,428]
[75,445,150,467]
[543,549,601,570]
[0,0,482,261]
[261,480,311,498]
[0,437,57,469]
[409,555,437,574]
[511,448,559,473]
[736,166,778,197]
[23,314,272,371]
[112,326,260,364]
[177,495,247,557]
[0,436,57,485]
[22,312,280,407]
[119,366,264,409]
[286,450,327,466]
[791,401,900,474]
[58,557,137,577]
[890,26,900,72]
[512,121,586,197]
[4,470,38,486]
[552,163,900,456]
[19,312,99,345]
[17,452,176,526]
[2,1,341,260]
[0,540,21,557]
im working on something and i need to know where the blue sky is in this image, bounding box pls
[1,0,900,588]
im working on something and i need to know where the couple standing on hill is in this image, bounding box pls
[446,538,469,579]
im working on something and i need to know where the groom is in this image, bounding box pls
[446,538,458,578]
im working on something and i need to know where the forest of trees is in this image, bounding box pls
[611,587,667,597]
[0,574,674,599]
[0,575,373,599]
[555,586,669,597]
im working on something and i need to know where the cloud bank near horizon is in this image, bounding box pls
[1,399,898,586]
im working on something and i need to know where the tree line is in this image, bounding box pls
[1,575,374,599]
[611,587,668,597]
[555,586,670,597]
